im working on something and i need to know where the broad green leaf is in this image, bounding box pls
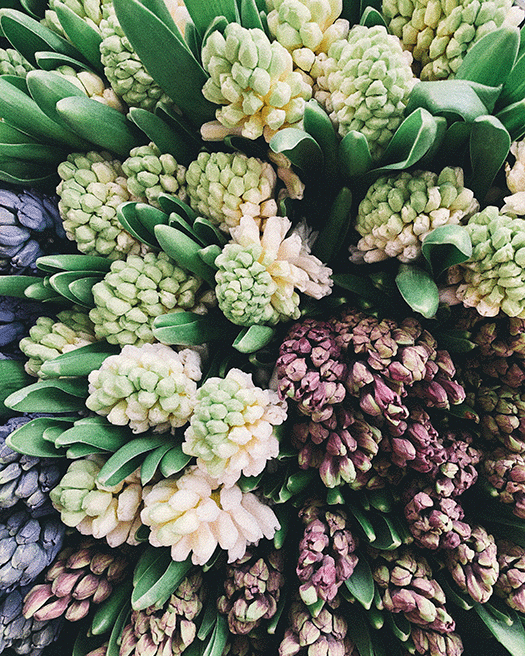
[140,443,173,485]
[232,324,275,353]
[240,0,264,29]
[313,186,353,263]
[35,51,92,72]
[40,341,119,378]
[56,96,146,157]
[25,69,86,126]
[368,512,402,550]
[360,6,386,27]
[434,330,477,353]
[4,378,88,413]
[0,120,41,144]
[0,142,68,163]
[303,99,339,181]
[496,98,525,141]
[117,202,163,248]
[23,279,64,302]
[344,557,375,610]
[0,155,57,185]
[395,265,439,318]
[183,0,238,34]
[339,130,372,178]
[55,420,130,451]
[422,225,472,277]
[6,417,70,457]
[500,51,525,107]
[98,435,171,486]
[155,224,217,285]
[0,274,36,298]
[106,599,131,656]
[36,254,111,273]
[475,602,525,656]
[437,120,472,163]
[158,444,191,477]
[90,579,133,637]
[54,3,104,74]
[132,548,191,610]
[153,311,232,345]
[193,217,228,247]
[405,80,489,123]
[113,0,215,125]
[469,115,511,202]
[269,127,324,176]
[466,81,502,114]
[157,193,199,222]
[202,614,228,656]
[455,26,519,88]
[0,359,31,418]
[48,270,102,304]
[68,276,101,307]
[72,629,107,656]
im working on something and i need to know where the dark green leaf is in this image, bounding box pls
[183,0,238,34]
[344,557,375,610]
[475,602,525,656]
[313,187,352,263]
[39,341,119,378]
[68,276,101,307]
[132,548,191,610]
[360,6,386,27]
[54,2,104,74]
[153,311,232,345]
[0,360,31,418]
[339,130,372,178]
[500,51,525,107]
[303,99,338,181]
[140,443,173,485]
[0,274,37,298]
[405,80,489,123]
[421,225,472,277]
[48,270,102,304]
[269,127,323,176]
[155,224,217,285]
[469,115,511,202]
[395,265,439,318]
[496,98,525,141]
[98,435,171,487]
[117,202,163,248]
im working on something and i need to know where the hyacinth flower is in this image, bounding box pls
[313,24,416,160]
[19,310,97,377]
[353,167,478,264]
[120,571,204,656]
[481,447,525,518]
[23,538,128,623]
[495,540,525,613]
[382,0,524,80]
[185,151,278,232]
[0,417,61,513]
[201,22,312,141]
[217,546,285,634]
[86,343,202,434]
[0,588,62,656]
[296,499,358,607]
[215,215,333,327]
[50,456,144,547]
[0,47,32,77]
[141,465,280,565]
[183,368,286,486]
[0,188,67,274]
[0,296,42,354]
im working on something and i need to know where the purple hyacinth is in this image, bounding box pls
[0,188,68,274]
[482,447,525,518]
[296,500,358,606]
[411,626,464,656]
[433,431,481,498]
[494,540,525,613]
[0,296,43,353]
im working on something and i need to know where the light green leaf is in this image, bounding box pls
[232,324,275,353]
[405,80,489,123]
[269,127,323,176]
[339,130,372,178]
[475,602,525,656]
[395,265,439,318]
[421,225,472,277]
[344,557,375,610]
[153,311,232,346]
[469,115,511,202]
[40,341,119,378]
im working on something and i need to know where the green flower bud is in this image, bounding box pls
[55,65,125,112]
[122,143,188,207]
[314,24,416,160]
[0,48,32,78]
[266,0,349,74]
[201,23,312,141]
[186,151,278,231]
[456,207,525,318]
[87,343,202,433]
[382,0,524,80]
[99,6,172,110]
[89,250,207,346]
[50,456,144,547]
[43,0,113,34]
[57,151,142,259]
[355,167,478,263]
[19,310,97,377]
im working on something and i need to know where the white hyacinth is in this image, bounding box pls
[503,140,525,216]
[183,368,286,486]
[141,466,280,565]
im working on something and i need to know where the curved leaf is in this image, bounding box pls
[395,265,439,318]
[303,99,339,181]
[232,324,275,353]
[155,224,217,285]
[4,378,88,413]
[153,311,232,345]
[469,115,511,202]
[6,417,70,457]
[475,603,525,656]
[496,98,525,141]
[36,254,111,273]
[344,557,375,610]
[40,341,119,378]
[132,547,192,610]
[421,225,472,278]
[405,80,489,123]
[313,187,353,263]
[54,2,104,74]
[117,202,163,248]
[0,359,31,418]
[339,131,372,178]
[269,127,323,176]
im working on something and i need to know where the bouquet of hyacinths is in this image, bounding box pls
[4,0,525,655]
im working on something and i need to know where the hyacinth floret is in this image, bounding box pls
[0,48,33,78]
[266,0,349,74]
[141,466,280,565]
[120,571,204,656]
[89,250,207,346]
[354,167,478,263]
[454,206,525,318]
[314,24,416,160]
[382,0,524,80]
[185,151,278,232]
[87,343,202,434]
[495,539,525,613]
[217,546,285,634]
[183,368,286,486]
[49,456,144,547]
[215,215,333,326]
[482,447,525,518]
[201,23,312,141]
[0,297,42,352]
[19,310,97,377]
[57,151,141,258]
[122,143,188,207]
[55,65,125,112]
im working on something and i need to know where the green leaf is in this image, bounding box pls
[395,265,439,318]
[117,202,163,248]
[373,108,439,172]
[303,99,339,181]
[6,417,70,457]
[159,444,192,478]
[313,187,352,263]
[368,512,403,550]
[421,225,472,278]
[25,69,86,126]
[469,115,511,202]
[23,279,64,302]
[360,6,386,27]
[90,579,133,637]
[40,341,119,378]
[232,324,275,353]
[153,311,232,346]
[202,614,229,656]
[269,127,324,176]
[55,418,131,451]
[339,130,372,178]
[500,51,525,107]
[183,0,238,34]
[345,608,375,656]
[54,2,104,74]
[55,96,146,158]
[240,0,263,29]
[387,612,412,642]
[332,273,397,313]
[495,97,525,141]
[140,443,173,485]
[475,602,525,656]
[48,270,102,304]
[0,360,31,418]
[132,548,192,610]
[155,224,217,285]
[455,26,519,88]
[4,378,88,413]
[0,8,83,67]
[68,276,101,307]
[434,331,477,354]
[344,557,375,610]
[128,107,197,166]
[157,193,199,223]
[106,598,131,656]
[193,217,228,247]
[405,80,489,123]
[0,274,37,298]
[36,254,112,273]
[113,0,215,125]
[98,435,171,487]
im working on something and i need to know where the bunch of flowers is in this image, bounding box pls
[2,1,525,656]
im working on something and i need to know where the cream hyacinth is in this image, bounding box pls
[141,466,280,565]
[215,215,333,326]
[502,140,525,215]
[183,368,286,486]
